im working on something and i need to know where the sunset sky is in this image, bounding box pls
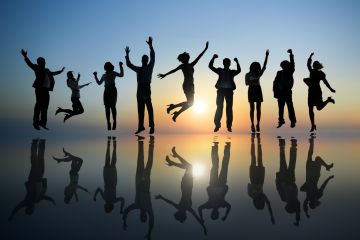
[1,0,359,134]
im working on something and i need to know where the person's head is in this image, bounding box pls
[280,60,290,71]
[309,200,320,209]
[104,62,114,72]
[140,209,147,222]
[25,204,35,215]
[37,57,46,68]
[313,61,323,70]
[211,208,219,220]
[177,52,190,64]
[104,203,114,213]
[253,196,265,210]
[174,210,187,223]
[223,58,231,69]
[142,55,149,66]
[250,62,261,75]
[67,71,74,79]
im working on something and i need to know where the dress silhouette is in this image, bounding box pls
[123,136,154,240]
[304,53,336,132]
[275,137,300,226]
[273,49,296,128]
[53,148,90,204]
[209,55,241,132]
[247,133,275,224]
[94,137,125,213]
[125,37,155,134]
[155,147,207,235]
[94,61,124,130]
[8,139,55,221]
[198,141,231,221]
[300,136,334,218]
[21,49,65,130]
[245,50,269,132]
[55,71,90,122]
[158,42,209,122]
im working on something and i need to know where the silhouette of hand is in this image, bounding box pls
[157,73,165,79]
[21,49,27,57]
[213,54,218,59]
[154,194,162,199]
[266,49,270,56]
[61,67,65,72]
[119,61,123,66]
[234,58,239,63]
[331,89,336,93]
[125,46,130,55]
[329,175,335,179]
[310,52,314,57]
[93,72,97,76]
[205,41,209,49]
[287,49,293,54]
[146,36,153,46]
[77,73,80,78]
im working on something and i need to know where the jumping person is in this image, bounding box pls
[21,49,65,130]
[209,54,241,132]
[158,41,209,122]
[94,61,124,130]
[273,49,296,128]
[55,71,90,122]
[245,50,269,132]
[125,37,155,134]
[304,53,336,132]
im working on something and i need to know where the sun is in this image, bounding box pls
[193,100,206,114]
[192,163,205,177]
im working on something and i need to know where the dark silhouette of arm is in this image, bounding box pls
[322,78,336,93]
[222,202,231,221]
[288,49,295,73]
[125,47,138,72]
[8,201,26,221]
[157,65,182,79]
[115,62,124,77]
[146,208,154,240]
[77,185,90,193]
[147,36,155,68]
[42,195,56,205]
[208,54,219,73]
[122,203,137,229]
[191,41,209,66]
[21,49,36,71]
[233,58,241,75]
[260,50,269,76]
[93,188,104,201]
[155,195,178,209]
[307,53,314,72]
[93,72,103,85]
[51,67,65,76]
[79,82,91,89]
[264,195,275,224]
[189,208,207,235]
[319,175,334,193]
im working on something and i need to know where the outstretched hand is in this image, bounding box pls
[119,61,123,66]
[157,73,165,79]
[61,67,65,72]
[213,54,218,59]
[234,57,239,63]
[310,52,314,58]
[287,49,293,54]
[93,72,97,76]
[146,36,153,46]
[154,194,162,200]
[125,46,130,55]
[77,73,80,79]
[266,49,270,56]
[21,49,27,57]
[331,89,336,93]
[205,41,209,49]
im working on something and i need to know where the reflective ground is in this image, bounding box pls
[1,133,359,240]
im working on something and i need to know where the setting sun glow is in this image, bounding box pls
[192,163,205,177]
[193,100,206,114]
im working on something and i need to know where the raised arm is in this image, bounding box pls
[93,72,103,85]
[125,46,138,72]
[146,36,155,67]
[122,203,138,229]
[154,194,178,208]
[8,201,26,221]
[189,208,207,235]
[146,208,154,240]
[307,52,314,72]
[21,49,37,71]
[78,82,91,89]
[260,49,269,76]
[233,58,241,75]
[157,65,182,79]
[222,202,232,221]
[208,54,219,73]
[115,61,124,77]
[93,188,104,201]
[288,49,295,73]
[264,195,275,224]
[319,175,334,193]
[51,67,65,76]
[42,195,56,204]
[191,41,209,66]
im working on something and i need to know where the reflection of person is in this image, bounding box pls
[155,147,207,235]
[198,142,231,221]
[209,54,241,132]
[94,137,125,213]
[304,53,336,132]
[247,134,275,224]
[53,148,89,204]
[158,42,209,122]
[8,139,55,221]
[300,136,334,218]
[55,71,90,122]
[21,49,65,130]
[245,50,269,132]
[275,137,300,226]
[125,37,155,134]
[94,61,124,130]
[273,49,296,128]
[123,136,154,240]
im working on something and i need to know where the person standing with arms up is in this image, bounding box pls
[125,37,155,135]
[21,49,65,130]
[273,49,296,128]
[209,54,241,132]
[158,41,209,122]
[304,53,336,132]
[245,50,269,132]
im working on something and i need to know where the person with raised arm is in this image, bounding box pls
[125,37,155,134]
[158,41,209,122]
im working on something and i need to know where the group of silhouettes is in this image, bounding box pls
[9,135,334,239]
[21,37,336,133]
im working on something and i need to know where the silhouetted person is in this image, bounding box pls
[155,147,207,235]
[304,53,336,132]
[209,54,241,132]
[273,49,296,128]
[125,37,155,134]
[94,137,125,213]
[247,133,275,224]
[94,61,124,130]
[123,136,154,240]
[55,71,91,122]
[21,49,65,130]
[245,50,269,132]
[158,42,209,122]
[276,137,300,226]
[53,148,90,204]
[8,139,55,221]
[198,142,231,222]
[300,136,334,218]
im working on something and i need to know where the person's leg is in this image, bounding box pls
[111,138,117,167]
[308,105,315,130]
[257,136,263,167]
[137,94,145,131]
[219,142,231,185]
[225,90,233,131]
[105,137,111,168]
[105,106,111,130]
[210,143,220,185]
[289,139,297,172]
[33,90,41,129]
[279,138,287,171]
[316,97,334,111]
[136,140,145,181]
[39,90,50,128]
[172,92,194,122]
[286,95,296,127]
[145,136,154,178]
[256,102,262,131]
[214,90,224,131]
[250,134,256,166]
[315,156,333,171]
[277,98,285,127]
[111,106,117,130]
[249,101,255,126]
[145,97,154,129]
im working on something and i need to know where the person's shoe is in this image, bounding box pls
[327,97,335,104]
[107,122,111,131]
[326,163,334,171]
[112,121,116,130]
[251,124,255,133]
[214,126,220,132]
[166,104,175,114]
[310,125,316,132]
[33,123,40,130]
[149,127,155,134]
[135,127,145,134]
[172,111,180,122]
[55,107,62,115]
[39,123,49,130]
[290,121,296,128]
[227,127,232,132]
[256,124,260,132]
[63,114,71,122]
[277,120,285,128]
